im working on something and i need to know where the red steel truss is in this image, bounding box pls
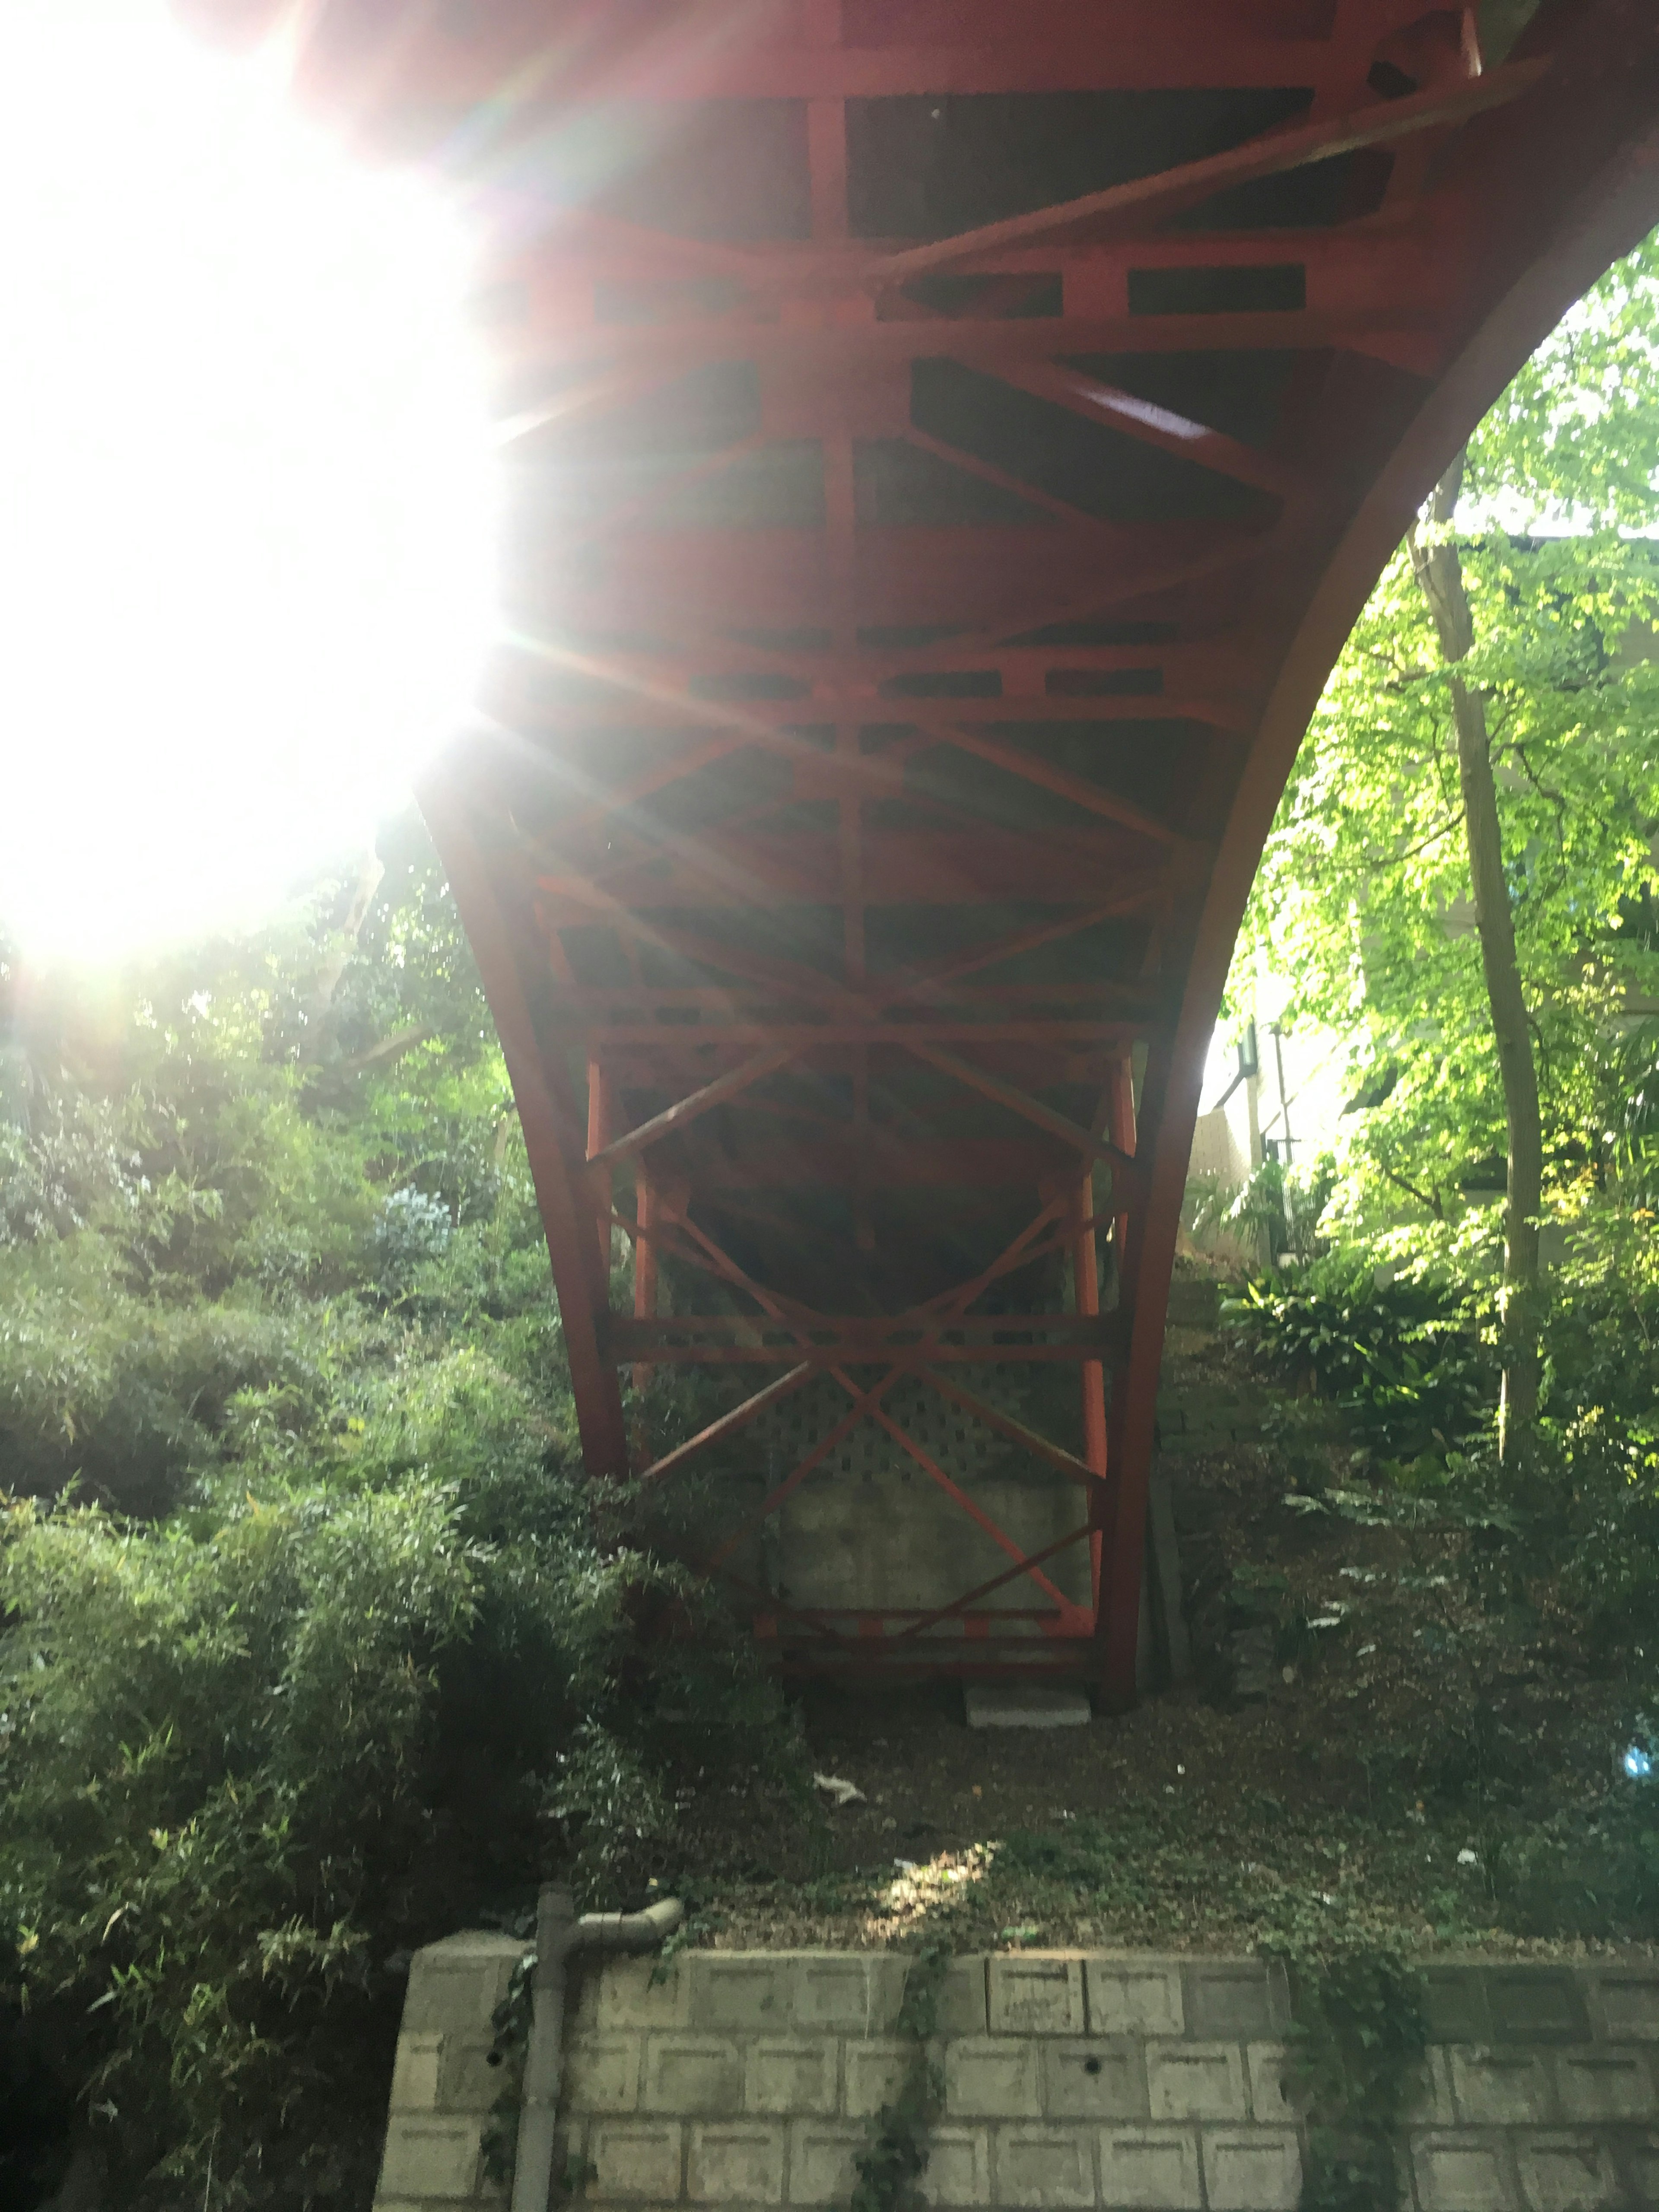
[190,0,1659,1701]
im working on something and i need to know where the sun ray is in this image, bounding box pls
[0,0,496,960]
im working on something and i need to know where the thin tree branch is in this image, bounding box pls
[1375,1157,1446,1221]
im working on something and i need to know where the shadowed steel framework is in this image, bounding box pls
[189,0,1659,1702]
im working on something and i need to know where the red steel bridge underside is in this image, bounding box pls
[195,0,1658,1703]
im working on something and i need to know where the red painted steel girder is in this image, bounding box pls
[187,0,1659,1701]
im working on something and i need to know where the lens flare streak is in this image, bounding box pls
[0,1,496,959]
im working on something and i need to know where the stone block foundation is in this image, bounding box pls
[373,1948,1659,2210]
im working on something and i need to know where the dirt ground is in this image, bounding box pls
[656,1284,1645,1960]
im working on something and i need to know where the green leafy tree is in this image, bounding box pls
[1238,234,1659,1439]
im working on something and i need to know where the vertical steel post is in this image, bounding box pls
[586,1057,614,1283]
[1096,1052,1143,1705]
[1072,1170,1109,1612]
[633,1169,658,1398]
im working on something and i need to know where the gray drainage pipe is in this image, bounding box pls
[510,1885,685,2212]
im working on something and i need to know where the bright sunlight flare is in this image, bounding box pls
[0,2,496,960]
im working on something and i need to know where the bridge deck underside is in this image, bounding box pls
[246,0,1659,1697]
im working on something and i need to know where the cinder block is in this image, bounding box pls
[401,1934,528,2036]
[1201,2130,1301,2212]
[439,2037,509,2116]
[990,1956,1087,2036]
[966,1683,1092,1729]
[795,1954,894,2034]
[372,2199,487,2212]
[1588,1971,1659,2043]
[746,2040,839,2117]
[378,2115,483,2200]
[1146,2044,1248,2123]
[992,2124,1097,2207]
[1182,1964,1288,2042]
[600,1957,693,2034]
[1245,2046,1294,2126]
[572,1957,602,2034]
[692,1955,792,2032]
[641,2035,746,2117]
[1487,1970,1591,2046]
[565,2036,643,2115]
[686,2120,787,2203]
[1511,2132,1616,2211]
[1096,2125,1202,2209]
[918,2126,992,2206]
[1554,2048,1655,2123]
[1086,1961,1184,2039]
[931,1957,990,2039]
[844,2040,916,2118]
[1450,2048,1553,2126]
[1403,2048,1458,2129]
[1421,1968,1493,2046]
[785,2120,865,2205]
[1044,2040,1146,2120]
[388,2033,442,2113]
[1625,2138,1659,2204]
[372,2199,493,2211]
[945,2037,1044,2120]
[588,2119,685,2202]
[1412,2133,1516,2212]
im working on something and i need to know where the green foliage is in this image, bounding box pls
[1234,235,1659,1247]
[1486,1746,1659,1939]
[0,1081,136,1245]
[850,1943,949,2212]
[0,817,806,2207]
[1259,1923,1426,2212]
[0,1484,475,2207]
[1466,233,1659,533]
[481,1951,536,2188]
[1190,1156,1336,1266]
[369,1183,454,1293]
[1358,1205,1659,1647]
[1225,1265,1492,1459]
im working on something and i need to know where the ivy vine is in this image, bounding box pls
[1260,1931,1428,2212]
[850,1940,952,2212]
[480,1948,536,2189]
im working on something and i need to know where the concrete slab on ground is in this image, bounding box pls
[964,1684,1092,1730]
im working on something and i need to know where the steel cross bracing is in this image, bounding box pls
[194,0,1659,1701]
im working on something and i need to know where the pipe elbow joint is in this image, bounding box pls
[574,1896,686,1955]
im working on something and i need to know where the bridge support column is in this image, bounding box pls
[418,775,628,1481]
[632,1172,658,1401]
[1096,1057,1144,1710]
[586,1060,614,1283]
[1072,1172,1109,1617]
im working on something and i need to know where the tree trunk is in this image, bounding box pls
[1408,453,1542,1452]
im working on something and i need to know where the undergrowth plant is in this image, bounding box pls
[850,1942,950,2212]
[0,828,810,2209]
[1257,1914,1427,2212]
[1226,1265,1492,1462]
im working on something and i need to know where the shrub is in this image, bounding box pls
[1225,1264,1492,1459]
[0,847,812,2206]
[370,1183,453,1296]
[0,1485,476,2207]
[0,1237,327,1516]
[0,1090,138,1246]
[1488,1728,1659,1939]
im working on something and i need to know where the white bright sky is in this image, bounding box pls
[0,1,497,961]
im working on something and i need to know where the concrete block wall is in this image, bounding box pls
[377,1931,527,2211]
[374,1947,1659,2212]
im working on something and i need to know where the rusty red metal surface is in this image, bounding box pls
[192,0,1659,1700]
